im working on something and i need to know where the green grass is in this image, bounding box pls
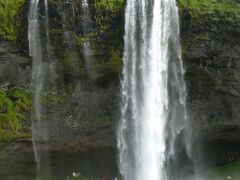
[185,161,240,180]
[203,161,240,180]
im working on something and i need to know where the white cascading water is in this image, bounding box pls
[44,0,53,67]
[117,0,189,179]
[63,0,76,49]
[44,0,51,58]
[28,0,43,167]
[81,0,96,79]
[44,0,56,81]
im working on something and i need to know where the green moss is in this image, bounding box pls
[7,88,31,111]
[203,161,240,180]
[43,92,65,106]
[97,49,122,70]
[62,52,82,85]
[0,90,19,141]
[212,161,240,178]
[179,0,240,58]
[50,29,64,33]
[0,88,31,142]
[76,26,108,45]
[207,114,220,126]
[94,0,124,11]
[179,0,240,13]
[93,115,113,124]
[179,0,240,32]
[95,49,122,87]
[0,0,25,41]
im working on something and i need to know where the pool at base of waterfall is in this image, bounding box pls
[0,142,239,180]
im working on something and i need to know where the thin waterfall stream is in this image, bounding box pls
[28,0,43,168]
[44,0,55,76]
[81,0,96,79]
[63,0,76,50]
[117,0,189,179]
[44,0,51,60]
[28,0,53,171]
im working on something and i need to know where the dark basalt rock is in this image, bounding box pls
[0,1,240,165]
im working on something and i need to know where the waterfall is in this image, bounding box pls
[81,0,96,79]
[44,0,50,58]
[28,0,53,172]
[28,0,43,167]
[63,0,76,49]
[117,0,189,179]
[44,0,53,66]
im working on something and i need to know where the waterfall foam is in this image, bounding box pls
[117,0,189,179]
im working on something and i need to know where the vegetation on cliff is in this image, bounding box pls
[0,0,239,144]
[0,0,25,41]
[179,0,240,53]
[0,88,31,142]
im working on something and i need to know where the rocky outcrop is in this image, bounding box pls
[0,0,240,157]
[179,0,240,142]
[179,0,240,165]
[0,42,31,88]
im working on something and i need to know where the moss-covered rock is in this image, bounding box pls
[1,0,240,150]
[178,0,240,146]
[0,0,26,41]
[179,0,240,51]
[0,88,31,142]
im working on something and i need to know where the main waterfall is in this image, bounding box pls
[117,0,189,179]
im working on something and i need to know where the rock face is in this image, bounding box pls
[0,0,240,158]
[185,39,240,143]
[179,0,240,165]
[0,42,30,88]
[184,34,240,165]
[0,0,124,147]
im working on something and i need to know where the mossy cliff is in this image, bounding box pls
[0,88,31,142]
[0,0,27,43]
[0,0,240,152]
[179,0,240,141]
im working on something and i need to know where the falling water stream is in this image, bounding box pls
[63,0,76,50]
[44,0,51,60]
[28,0,43,168]
[81,0,96,79]
[28,0,189,178]
[44,0,56,77]
[28,0,52,172]
[117,0,189,180]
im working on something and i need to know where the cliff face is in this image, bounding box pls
[0,0,124,145]
[0,0,240,155]
[180,0,240,143]
[179,0,240,164]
